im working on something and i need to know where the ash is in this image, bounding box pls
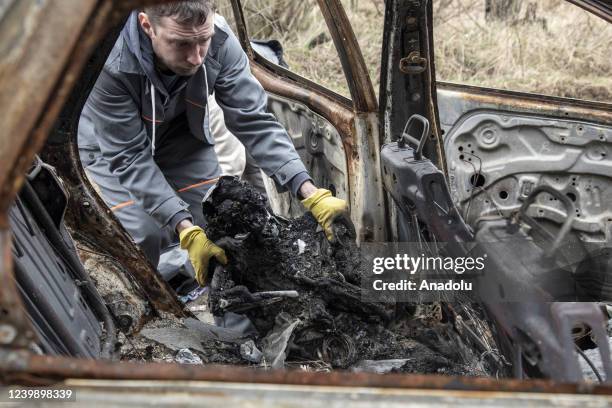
[196,176,499,375]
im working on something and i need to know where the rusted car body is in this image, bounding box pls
[1,0,612,404]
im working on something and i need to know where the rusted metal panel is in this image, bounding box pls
[316,0,378,113]
[251,65,355,141]
[379,0,447,176]
[348,113,390,241]
[2,353,612,395]
[247,0,387,242]
[422,0,447,176]
[0,0,116,351]
[437,83,612,126]
[17,379,611,407]
[313,0,391,242]
[0,0,98,227]
[229,0,252,54]
[251,65,388,242]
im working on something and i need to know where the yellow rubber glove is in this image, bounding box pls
[179,226,227,286]
[301,188,354,242]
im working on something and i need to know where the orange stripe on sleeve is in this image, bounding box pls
[185,98,206,109]
[110,178,218,212]
[141,114,164,123]
[110,200,135,212]
[178,177,219,193]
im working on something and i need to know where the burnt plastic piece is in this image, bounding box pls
[25,159,68,229]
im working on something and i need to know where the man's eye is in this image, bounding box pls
[171,41,189,48]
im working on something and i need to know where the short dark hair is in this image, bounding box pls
[144,1,216,27]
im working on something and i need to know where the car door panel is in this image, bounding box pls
[379,0,612,381]
[261,93,350,218]
[438,83,612,243]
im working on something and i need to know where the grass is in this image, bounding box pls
[433,0,612,102]
[219,0,611,103]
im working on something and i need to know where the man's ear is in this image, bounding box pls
[138,12,155,38]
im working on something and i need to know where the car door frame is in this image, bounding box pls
[229,0,390,242]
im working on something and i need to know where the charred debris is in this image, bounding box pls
[105,177,504,375]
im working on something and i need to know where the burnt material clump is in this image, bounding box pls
[202,177,493,374]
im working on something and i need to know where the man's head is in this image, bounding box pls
[139,1,216,76]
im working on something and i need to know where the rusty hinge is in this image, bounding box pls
[399,51,427,75]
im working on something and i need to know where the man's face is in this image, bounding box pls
[139,12,215,76]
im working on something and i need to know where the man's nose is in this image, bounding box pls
[186,46,203,66]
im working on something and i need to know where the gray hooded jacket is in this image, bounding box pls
[78,12,310,230]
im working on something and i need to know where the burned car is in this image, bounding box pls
[1,0,612,404]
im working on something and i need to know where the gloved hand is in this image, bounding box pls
[179,226,227,286]
[301,188,355,242]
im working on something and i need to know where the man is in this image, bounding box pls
[78,0,351,287]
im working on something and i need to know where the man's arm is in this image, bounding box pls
[212,29,354,241]
[213,29,312,196]
[84,66,192,232]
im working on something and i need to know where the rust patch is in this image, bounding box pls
[0,0,98,226]
[2,353,612,395]
[438,83,612,124]
[251,64,355,137]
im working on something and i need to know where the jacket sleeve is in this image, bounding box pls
[83,65,191,229]
[213,30,311,194]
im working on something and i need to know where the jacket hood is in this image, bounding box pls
[121,11,168,97]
